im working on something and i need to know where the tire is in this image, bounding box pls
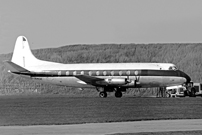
[166,93,171,98]
[184,90,189,97]
[99,92,107,98]
[115,91,122,98]
[190,87,196,97]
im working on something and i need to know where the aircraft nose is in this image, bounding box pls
[178,70,191,83]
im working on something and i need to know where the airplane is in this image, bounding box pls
[5,36,192,98]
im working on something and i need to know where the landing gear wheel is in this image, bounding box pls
[99,92,107,98]
[115,91,122,98]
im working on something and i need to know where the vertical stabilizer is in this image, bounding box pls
[11,36,40,69]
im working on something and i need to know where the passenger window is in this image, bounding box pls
[58,71,62,76]
[66,71,69,76]
[103,71,107,76]
[134,71,138,75]
[111,71,114,76]
[126,71,130,75]
[81,71,84,75]
[119,71,122,76]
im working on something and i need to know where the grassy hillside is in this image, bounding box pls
[0,43,202,95]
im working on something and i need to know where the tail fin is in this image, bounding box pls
[11,36,40,68]
[6,36,58,73]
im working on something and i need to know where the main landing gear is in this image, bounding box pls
[97,87,125,98]
[115,91,122,98]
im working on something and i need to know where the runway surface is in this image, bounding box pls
[1,119,202,135]
[1,96,202,126]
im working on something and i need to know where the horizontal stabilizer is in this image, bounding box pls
[4,61,30,73]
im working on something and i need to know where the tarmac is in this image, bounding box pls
[0,119,202,135]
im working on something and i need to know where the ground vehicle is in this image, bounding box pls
[193,83,202,97]
[184,82,197,97]
[166,85,185,97]
[166,82,200,98]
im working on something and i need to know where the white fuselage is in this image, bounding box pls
[27,62,186,88]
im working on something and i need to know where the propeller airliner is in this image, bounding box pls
[5,36,191,98]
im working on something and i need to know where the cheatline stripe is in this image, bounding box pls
[27,70,185,77]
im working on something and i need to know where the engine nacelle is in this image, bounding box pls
[96,78,129,86]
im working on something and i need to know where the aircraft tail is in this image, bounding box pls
[5,36,45,73]
[11,36,40,69]
[5,36,60,73]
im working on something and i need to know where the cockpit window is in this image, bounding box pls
[169,66,178,70]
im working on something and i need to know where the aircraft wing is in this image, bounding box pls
[75,75,104,86]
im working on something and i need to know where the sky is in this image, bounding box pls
[0,0,202,54]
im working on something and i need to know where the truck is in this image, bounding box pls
[166,85,186,97]
[166,82,202,98]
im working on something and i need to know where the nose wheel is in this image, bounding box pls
[99,91,107,98]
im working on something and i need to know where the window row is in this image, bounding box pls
[57,70,140,76]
